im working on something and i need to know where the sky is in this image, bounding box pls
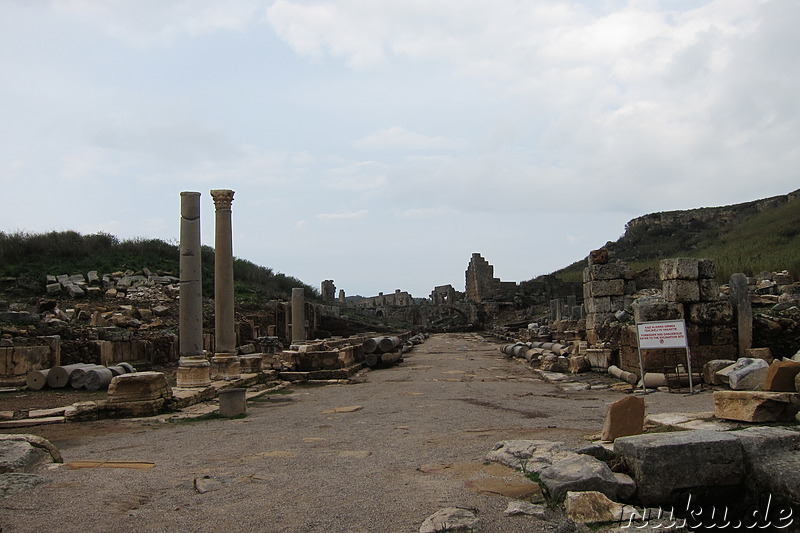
[1,0,798,298]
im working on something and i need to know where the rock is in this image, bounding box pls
[589,249,609,265]
[762,360,800,392]
[703,359,736,385]
[613,472,636,501]
[152,305,170,317]
[64,284,85,298]
[688,301,733,325]
[0,472,47,498]
[660,258,699,281]
[713,390,800,422]
[538,453,622,502]
[745,347,774,364]
[0,440,51,473]
[466,477,542,500]
[0,434,62,463]
[45,283,61,295]
[662,279,700,303]
[568,356,590,373]
[486,440,572,471]
[87,271,100,286]
[601,395,645,442]
[575,443,615,462]
[732,426,800,508]
[110,315,142,328]
[565,490,622,524]
[238,343,257,355]
[727,358,769,390]
[631,298,684,323]
[504,500,546,517]
[614,430,743,505]
[419,507,477,533]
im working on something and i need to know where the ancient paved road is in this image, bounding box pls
[1,333,712,533]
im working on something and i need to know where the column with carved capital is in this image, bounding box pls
[209,189,240,380]
[176,191,211,387]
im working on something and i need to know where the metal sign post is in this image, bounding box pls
[635,319,693,394]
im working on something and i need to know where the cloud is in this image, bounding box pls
[354,126,465,151]
[316,210,369,222]
[52,0,262,48]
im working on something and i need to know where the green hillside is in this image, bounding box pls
[0,230,318,304]
[553,191,800,283]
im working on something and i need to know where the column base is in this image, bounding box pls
[176,357,211,388]
[210,354,241,381]
[239,354,263,374]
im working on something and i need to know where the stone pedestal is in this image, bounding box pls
[210,355,241,381]
[239,354,263,374]
[177,191,210,388]
[210,189,239,380]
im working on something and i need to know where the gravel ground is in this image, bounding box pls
[0,333,713,533]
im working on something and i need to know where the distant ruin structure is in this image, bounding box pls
[430,285,458,305]
[291,287,306,343]
[321,280,336,302]
[465,253,517,302]
[176,191,210,387]
[209,189,240,380]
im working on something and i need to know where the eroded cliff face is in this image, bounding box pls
[607,190,799,262]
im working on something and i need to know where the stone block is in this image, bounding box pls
[698,278,720,301]
[239,354,262,373]
[584,296,624,314]
[565,491,622,524]
[662,279,699,303]
[660,258,699,281]
[762,360,800,392]
[614,430,744,505]
[691,345,737,365]
[569,356,590,373]
[45,283,61,295]
[589,249,608,265]
[714,390,800,422]
[631,298,684,323]
[744,347,773,364]
[732,427,800,508]
[601,396,644,442]
[538,453,623,501]
[697,258,717,279]
[728,357,769,390]
[586,263,626,281]
[584,280,625,298]
[688,301,733,325]
[107,372,172,403]
[711,326,736,346]
[586,349,612,371]
[703,359,736,385]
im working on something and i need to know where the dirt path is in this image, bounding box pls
[0,333,713,532]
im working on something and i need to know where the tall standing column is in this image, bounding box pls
[176,192,211,387]
[291,287,306,343]
[730,273,753,358]
[210,189,240,380]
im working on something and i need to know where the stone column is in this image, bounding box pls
[730,273,753,358]
[176,192,211,387]
[210,189,240,380]
[291,287,306,343]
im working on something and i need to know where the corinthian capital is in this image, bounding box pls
[210,189,235,210]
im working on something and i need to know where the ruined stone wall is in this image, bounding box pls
[465,253,499,302]
[321,280,336,302]
[583,259,635,346]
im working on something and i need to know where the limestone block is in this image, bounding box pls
[732,427,800,508]
[662,279,700,303]
[711,325,736,346]
[107,372,172,403]
[660,258,699,281]
[45,283,61,295]
[237,343,257,355]
[65,284,85,298]
[585,280,625,298]
[239,354,262,373]
[569,356,590,373]
[584,296,624,314]
[688,301,733,325]
[744,347,773,364]
[691,345,737,364]
[614,430,744,505]
[585,349,612,370]
[104,398,167,418]
[762,360,800,392]
[699,278,720,301]
[697,258,717,279]
[586,263,626,281]
[714,390,800,422]
[703,359,736,385]
[538,453,623,502]
[589,248,608,265]
[631,299,684,323]
[601,396,645,442]
[727,357,769,390]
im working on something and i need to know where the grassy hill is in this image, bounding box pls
[552,190,800,283]
[0,230,318,304]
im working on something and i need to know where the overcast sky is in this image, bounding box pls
[1,1,798,298]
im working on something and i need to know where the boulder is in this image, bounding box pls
[614,430,744,505]
[601,396,645,442]
[745,347,774,364]
[762,360,800,392]
[565,490,622,524]
[727,358,769,390]
[703,359,736,385]
[0,440,51,473]
[538,453,623,501]
[714,390,800,422]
